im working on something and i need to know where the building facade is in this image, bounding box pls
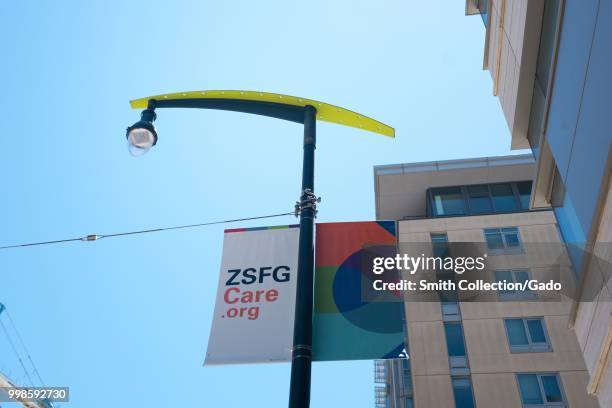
[373,155,598,407]
[465,1,612,405]
[375,359,413,408]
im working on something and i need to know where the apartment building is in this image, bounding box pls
[375,359,412,408]
[465,2,612,405]
[373,155,598,407]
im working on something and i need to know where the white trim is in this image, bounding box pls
[374,154,535,177]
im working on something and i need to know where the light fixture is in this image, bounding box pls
[126,107,157,157]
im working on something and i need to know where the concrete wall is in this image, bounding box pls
[485,0,543,149]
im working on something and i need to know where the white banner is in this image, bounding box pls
[204,226,299,365]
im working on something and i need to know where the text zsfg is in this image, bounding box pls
[226,266,291,286]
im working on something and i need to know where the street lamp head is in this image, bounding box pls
[126,107,157,157]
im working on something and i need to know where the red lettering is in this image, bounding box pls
[266,289,279,302]
[224,287,240,304]
[224,287,279,304]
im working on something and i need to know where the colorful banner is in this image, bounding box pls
[205,221,405,365]
[313,221,406,361]
[204,225,299,365]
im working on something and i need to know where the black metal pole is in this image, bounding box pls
[289,105,317,408]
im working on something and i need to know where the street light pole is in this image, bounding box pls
[289,105,316,408]
[125,90,394,408]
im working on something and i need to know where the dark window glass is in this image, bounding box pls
[431,233,449,257]
[527,81,546,154]
[535,0,561,97]
[505,319,529,346]
[517,181,532,209]
[496,270,534,299]
[495,270,514,294]
[444,323,466,357]
[468,185,493,213]
[485,229,504,250]
[505,318,550,352]
[527,319,547,344]
[503,228,521,248]
[518,374,544,404]
[431,187,465,216]
[485,228,522,253]
[515,270,530,285]
[541,375,563,402]
[478,0,489,25]
[551,164,566,207]
[491,183,518,211]
[431,233,448,243]
[452,377,475,408]
[440,291,458,302]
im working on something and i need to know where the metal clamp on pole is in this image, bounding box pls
[294,189,321,218]
[291,344,313,359]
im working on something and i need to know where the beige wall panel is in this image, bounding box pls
[582,295,612,376]
[487,0,500,79]
[546,315,585,354]
[460,301,523,320]
[560,371,600,408]
[398,211,556,236]
[516,301,572,318]
[404,302,441,323]
[460,301,569,320]
[464,316,587,373]
[472,373,522,408]
[597,356,612,408]
[575,300,598,350]
[413,374,454,408]
[407,321,449,376]
[507,0,527,62]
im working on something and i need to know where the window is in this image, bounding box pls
[468,185,493,213]
[432,187,465,216]
[478,0,489,26]
[374,360,386,383]
[442,301,461,321]
[403,364,414,408]
[484,227,522,253]
[550,164,566,208]
[374,386,388,408]
[527,0,561,154]
[401,358,412,390]
[517,181,532,210]
[431,233,449,256]
[444,323,466,356]
[535,0,562,98]
[504,318,551,352]
[428,181,532,217]
[432,234,455,285]
[452,377,476,408]
[490,183,519,212]
[517,373,565,406]
[445,323,469,374]
[495,270,535,300]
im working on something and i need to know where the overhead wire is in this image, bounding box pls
[0,211,295,250]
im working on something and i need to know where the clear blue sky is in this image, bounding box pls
[0,1,518,406]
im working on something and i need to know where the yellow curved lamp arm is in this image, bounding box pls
[130,90,394,138]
